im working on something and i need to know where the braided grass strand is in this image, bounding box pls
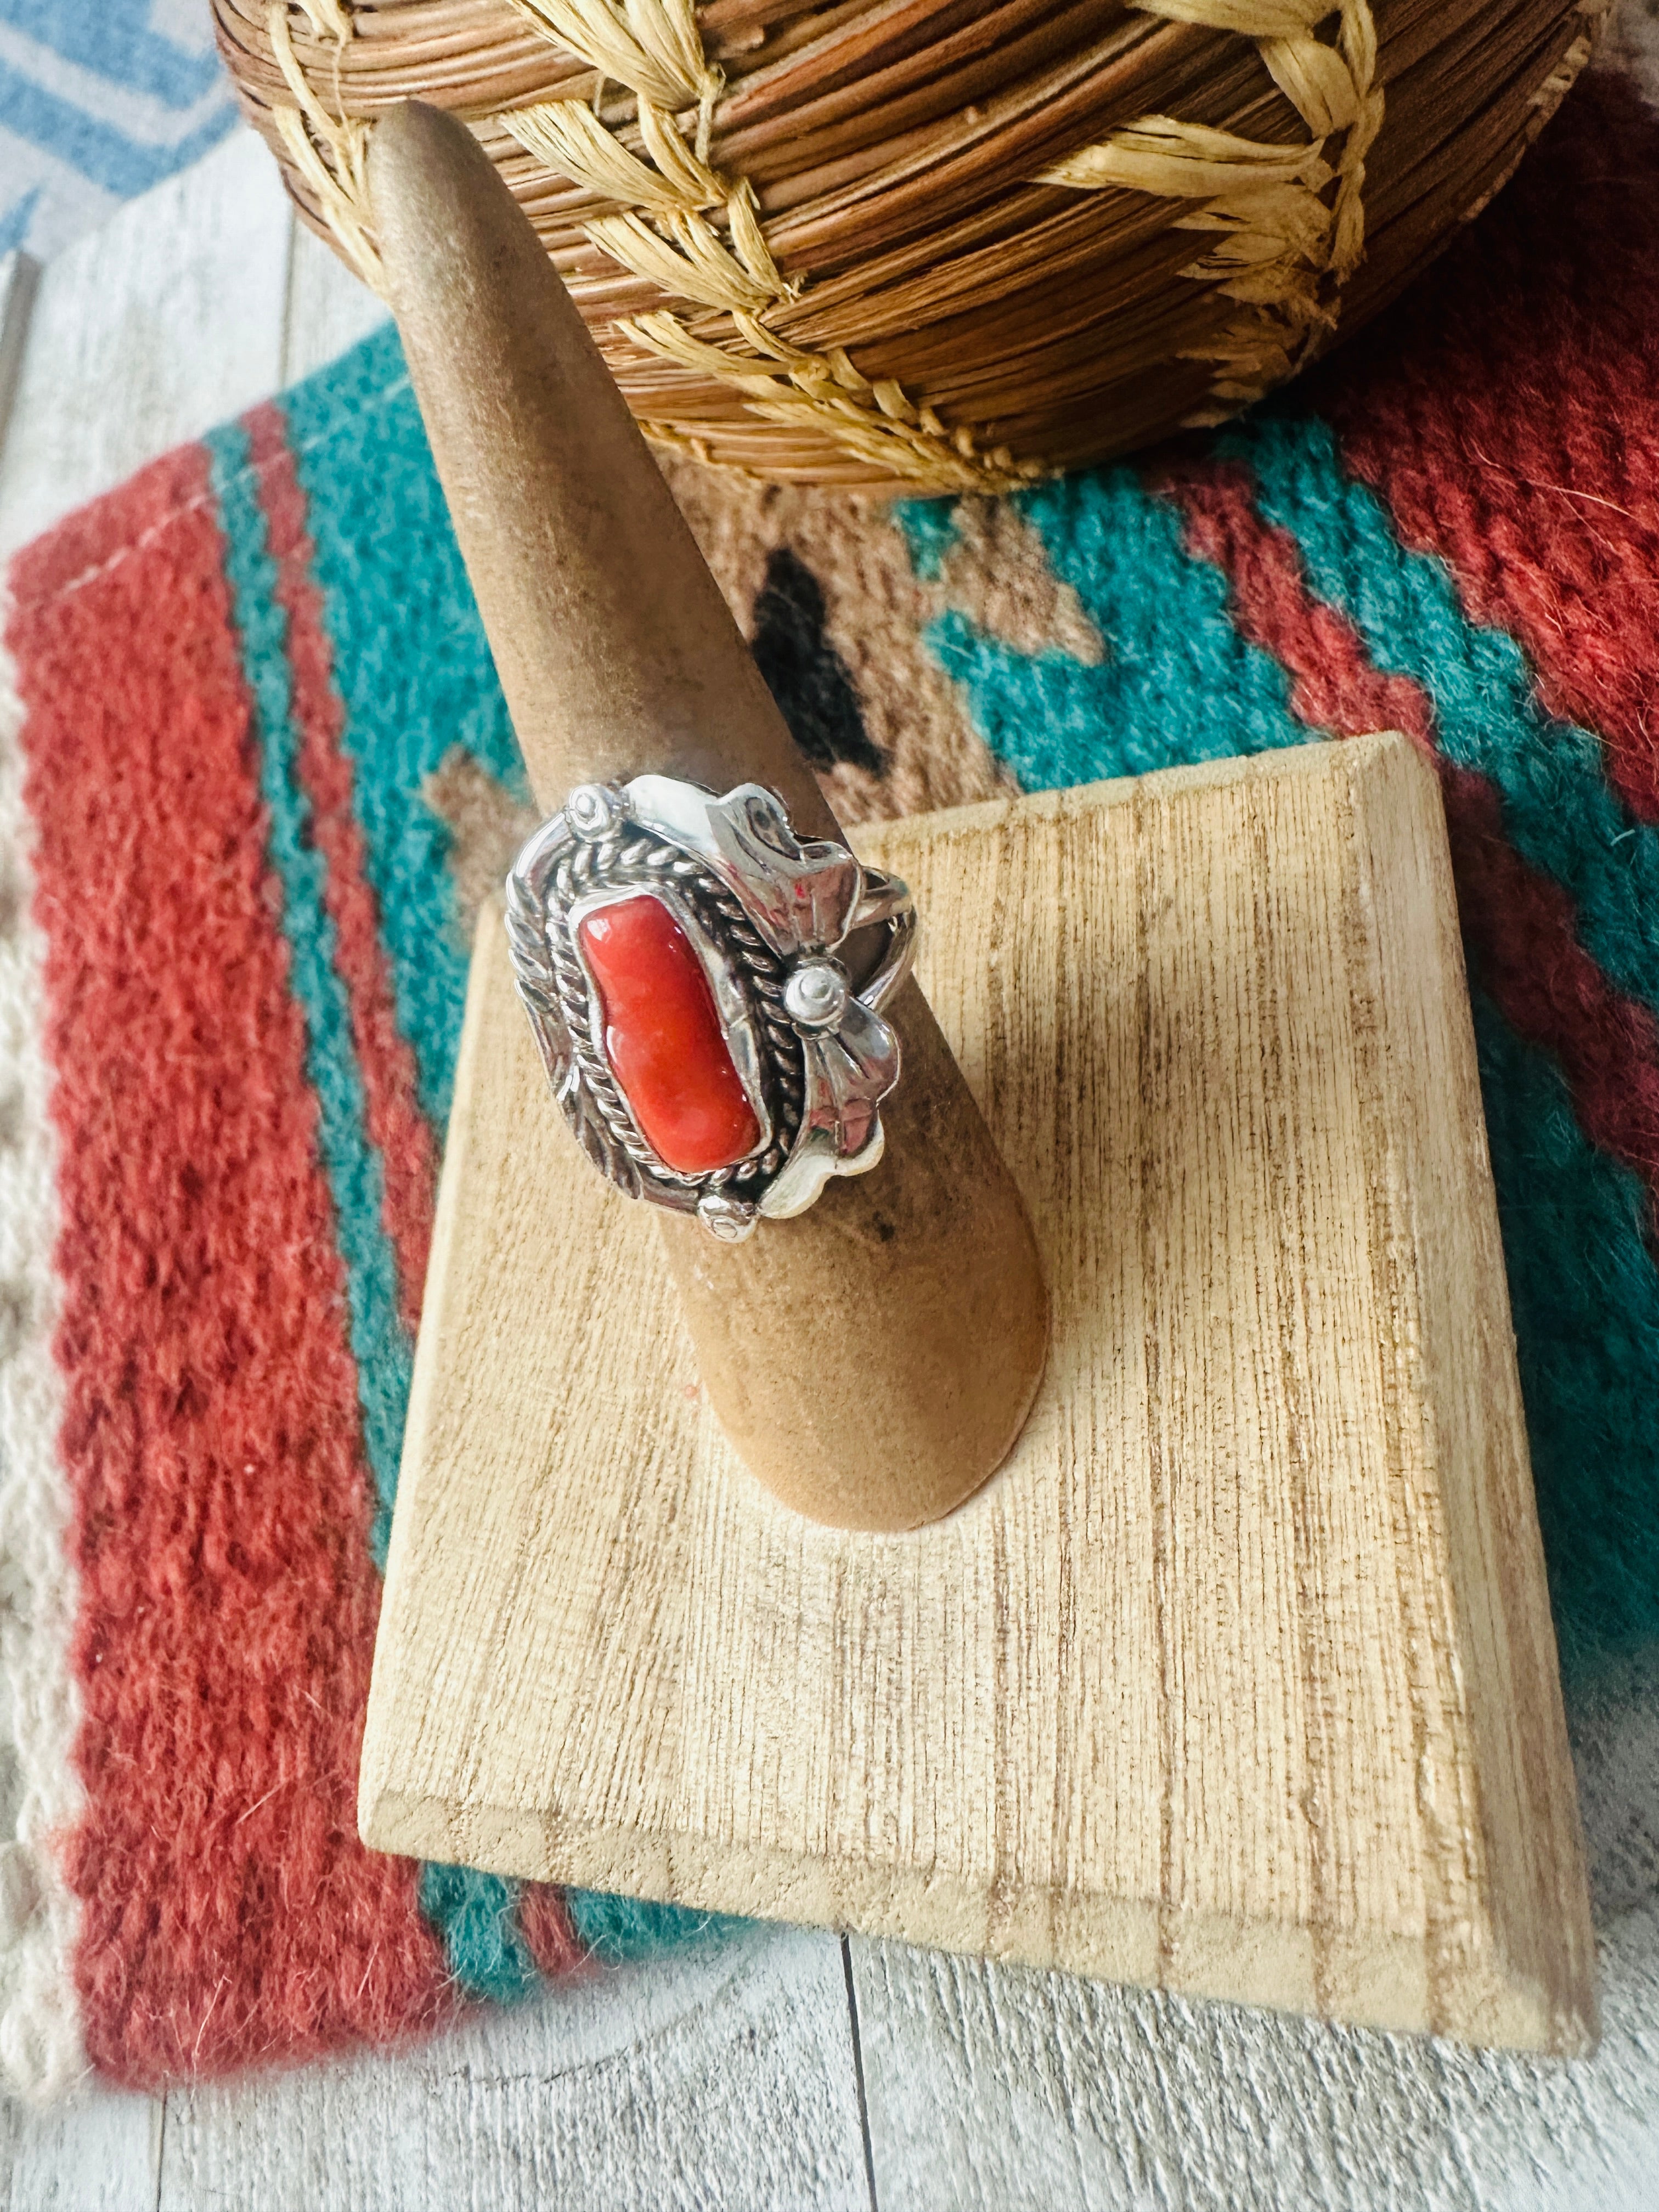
[1041,0,1383,420]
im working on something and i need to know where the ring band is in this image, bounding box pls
[506,775,916,1242]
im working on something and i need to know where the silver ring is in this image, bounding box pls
[505,774,916,1242]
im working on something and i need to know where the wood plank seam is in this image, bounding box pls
[0,253,40,461]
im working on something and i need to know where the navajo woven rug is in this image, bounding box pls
[4,64,1659,2102]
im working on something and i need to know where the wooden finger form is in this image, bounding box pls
[367,99,1048,1533]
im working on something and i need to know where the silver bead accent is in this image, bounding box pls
[783,958,850,1032]
[698,1191,759,1243]
[567,783,624,841]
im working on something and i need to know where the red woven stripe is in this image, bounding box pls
[9,445,208,613]
[8,445,452,2087]
[244,402,438,1336]
[518,1884,584,1978]
[1162,459,1659,1216]
[1316,72,1659,823]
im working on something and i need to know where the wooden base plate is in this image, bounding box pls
[360,735,1596,2053]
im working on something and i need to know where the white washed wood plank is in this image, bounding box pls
[281,221,389,387]
[0,2089,157,2212]
[0,128,290,561]
[158,1925,868,2212]
[1570,1647,1659,1923]
[852,1916,1659,2212]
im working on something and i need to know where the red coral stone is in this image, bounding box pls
[578,894,761,1175]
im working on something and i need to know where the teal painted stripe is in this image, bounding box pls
[1235,413,1659,1019]
[1471,988,1659,1667]
[897,469,1310,791]
[206,420,411,1555]
[278,325,531,1131]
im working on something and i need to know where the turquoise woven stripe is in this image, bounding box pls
[419,1865,543,2006]
[419,1868,733,2000]
[206,420,411,1549]
[564,1891,738,1962]
[1472,989,1659,1663]
[268,331,728,1989]
[208,413,566,2006]
[278,326,532,1131]
[1237,414,1659,1017]
[897,470,1310,789]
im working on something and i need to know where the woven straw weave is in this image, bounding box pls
[213,0,1610,492]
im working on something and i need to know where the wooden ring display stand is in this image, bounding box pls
[366,99,1048,1535]
[358,101,1596,2052]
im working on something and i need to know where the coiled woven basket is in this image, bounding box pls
[213,0,1609,493]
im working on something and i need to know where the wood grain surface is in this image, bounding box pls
[362,733,1592,2051]
[366,98,1049,1534]
[848,1898,1659,2212]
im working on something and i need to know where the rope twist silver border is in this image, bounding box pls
[506,774,916,1240]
